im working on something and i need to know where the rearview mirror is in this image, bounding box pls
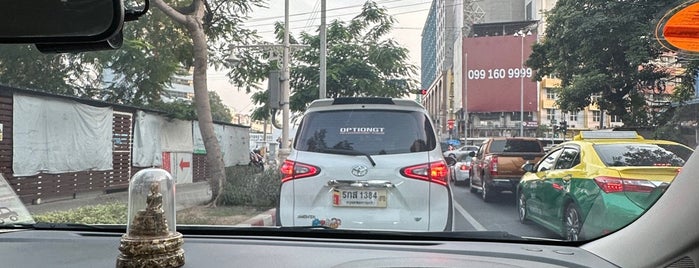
[0,0,124,44]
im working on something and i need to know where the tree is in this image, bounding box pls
[151,91,233,123]
[527,0,695,127]
[0,1,265,206]
[0,45,100,96]
[149,0,264,206]
[0,8,191,104]
[250,1,417,118]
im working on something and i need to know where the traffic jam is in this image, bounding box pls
[444,131,692,240]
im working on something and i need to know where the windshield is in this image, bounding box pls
[488,139,543,153]
[1,0,697,245]
[295,110,436,155]
[594,144,690,167]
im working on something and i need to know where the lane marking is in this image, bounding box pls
[453,201,487,231]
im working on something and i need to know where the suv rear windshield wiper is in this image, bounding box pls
[317,148,376,166]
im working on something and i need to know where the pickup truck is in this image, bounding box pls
[469,137,545,202]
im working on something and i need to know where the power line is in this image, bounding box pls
[245,0,404,23]
[243,0,430,28]
[247,1,473,33]
[303,0,321,33]
[255,6,433,34]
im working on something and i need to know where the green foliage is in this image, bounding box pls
[33,203,127,224]
[0,0,265,106]
[527,0,695,127]
[219,165,281,208]
[150,100,198,120]
[148,91,233,122]
[248,1,418,118]
[98,10,189,105]
[208,91,234,122]
[0,45,100,96]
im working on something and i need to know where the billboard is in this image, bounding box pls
[463,35,538,113]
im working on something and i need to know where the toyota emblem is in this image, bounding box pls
[351,165,369,177]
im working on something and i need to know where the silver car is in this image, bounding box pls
[278,97,453,231]
[443,145,479,159]
[450,154,472,186]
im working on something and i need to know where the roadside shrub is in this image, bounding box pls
[33,203,127,224]
[219,165,281,208]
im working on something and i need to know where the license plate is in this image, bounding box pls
[332,189,387,207]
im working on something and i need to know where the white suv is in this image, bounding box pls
[278,97,453,231]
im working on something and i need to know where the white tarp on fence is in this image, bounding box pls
[193,122,249,167]
[13,94,113,176]
[132,111,163,167]
[163,152,193,184]
[222,125,249,166]
[161,118,193,153]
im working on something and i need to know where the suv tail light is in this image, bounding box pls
[489,156,498,176]
[400,160,449,186]
[280,160,320,182]
[459,164,469,171]
[594,176,655,193]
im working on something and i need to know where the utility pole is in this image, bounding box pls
[227,0,305,162]
[280,0,291,160]
[319,0,327,99]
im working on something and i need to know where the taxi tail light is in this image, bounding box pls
[594,176,655,193]
[489,156,498,176]
[280,160,320,182]
[401,160,449,186]
[459,164,470,171]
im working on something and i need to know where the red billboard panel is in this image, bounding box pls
[463,35,537,113]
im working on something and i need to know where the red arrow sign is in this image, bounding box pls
[179,158,191,171]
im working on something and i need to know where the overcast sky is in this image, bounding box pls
[211,0,430,115]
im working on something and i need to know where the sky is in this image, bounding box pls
[210,0,431,115]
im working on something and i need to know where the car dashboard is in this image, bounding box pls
[0,229,617,267]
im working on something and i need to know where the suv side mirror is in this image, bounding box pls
[445,156,457,166]
[522,162,535,173]
[468,151,476,157]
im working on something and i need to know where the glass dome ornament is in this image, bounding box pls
[116,168,184,268]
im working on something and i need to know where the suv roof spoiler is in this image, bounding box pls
[308,97,423,109]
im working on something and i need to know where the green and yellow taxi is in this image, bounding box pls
[517,131,693,241]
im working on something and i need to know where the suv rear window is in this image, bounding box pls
[295,110,436,155]
[488,139,542,153]
[594,143,690,167]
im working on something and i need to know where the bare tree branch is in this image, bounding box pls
[174,2,196,16]
[151,0,188,24]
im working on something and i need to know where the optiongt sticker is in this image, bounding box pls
[339,127,385,135]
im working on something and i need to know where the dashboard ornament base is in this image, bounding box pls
[116,233,184,268]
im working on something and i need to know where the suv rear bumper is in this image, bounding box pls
[489,178,521,192]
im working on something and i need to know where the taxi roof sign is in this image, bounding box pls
[577,131,642,140]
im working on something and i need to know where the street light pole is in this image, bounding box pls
[514,30,531,137]
[520,34,524,137]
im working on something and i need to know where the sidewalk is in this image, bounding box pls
[24,181,277,226]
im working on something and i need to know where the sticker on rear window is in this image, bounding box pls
[339,127,385,135]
